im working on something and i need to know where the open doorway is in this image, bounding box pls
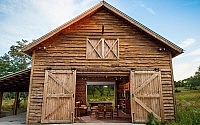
[75,74,131,123]
[87,81,115,106]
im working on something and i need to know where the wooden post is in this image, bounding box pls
[13,92,19,115]
[0,92,3,113]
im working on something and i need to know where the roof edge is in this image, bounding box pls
[102,1,183,55]
[0,68,31,80]
[22,1,104,53]
[22,1,183,57]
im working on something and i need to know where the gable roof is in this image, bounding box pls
[22,1,183,57]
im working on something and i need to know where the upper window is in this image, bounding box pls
[86,38,119,59]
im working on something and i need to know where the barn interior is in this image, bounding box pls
[75,72,131,123]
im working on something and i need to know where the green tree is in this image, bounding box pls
[195,66,200,75]
[0,40,31,77]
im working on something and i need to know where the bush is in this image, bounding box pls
[147,113,161,125]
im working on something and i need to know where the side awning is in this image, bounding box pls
[0,69,30,92]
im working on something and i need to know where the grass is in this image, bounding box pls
[167,89,200,125]
[2,98,28,112]
[87,85,115,106]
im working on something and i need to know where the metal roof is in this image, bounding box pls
[22,1,183,57]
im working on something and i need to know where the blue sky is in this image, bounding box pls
[0,0,200,81]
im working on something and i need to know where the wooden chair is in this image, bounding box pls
[75,101,81,118]
[97,104,105,119]
[90,106,97,118]
[113,105,119,118]
[105,105,113,119]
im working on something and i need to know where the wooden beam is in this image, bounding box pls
[0,92,3,113]
[13,92,19,115]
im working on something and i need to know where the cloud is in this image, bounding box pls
[146,7,156,15]
[187,49,200,56]
[179,38,196,48]
[173,62,197,81]
[139,2,156,15]
[0,0,98,56]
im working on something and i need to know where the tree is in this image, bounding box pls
[195,66,200,75]
[0,40,31,77]
[96,86,104,97]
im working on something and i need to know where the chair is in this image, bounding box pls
[97,104,105,119]
[80,104,87,116]
[75,101,81,118]
[113,105,119,118]
[105,105,113,119]
[90,106,98,118]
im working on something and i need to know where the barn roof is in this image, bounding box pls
[0,68,30,92]
[22,1,183,57]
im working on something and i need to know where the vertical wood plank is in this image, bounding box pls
[26,51,35,124]
[102,38,104,59]
[13,92,19,115]
[0,92,3,113]
[169,53,176,120]
[130,70,135,123]
[159,71,164,121]
[41,70,49,122]
[72,70,76,123]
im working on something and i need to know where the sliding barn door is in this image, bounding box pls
[130,71,163,123]
[41,70,76,123]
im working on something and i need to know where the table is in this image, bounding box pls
[88,101,112,107]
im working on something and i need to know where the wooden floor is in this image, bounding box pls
[75,110,131,123]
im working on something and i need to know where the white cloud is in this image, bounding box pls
[173,62,197,81]
[139,2,156,15]
[179,38,196,48]
[187,49,200,56]
[0,0,98,56]
[146,7,156,15]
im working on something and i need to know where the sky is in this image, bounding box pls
[0,0,200,81]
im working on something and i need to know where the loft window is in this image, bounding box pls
[86,38,119,59]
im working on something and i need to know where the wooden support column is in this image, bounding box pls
[0,92,3,113]
[13,92,19,115]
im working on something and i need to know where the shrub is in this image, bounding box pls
[147,113,161,125]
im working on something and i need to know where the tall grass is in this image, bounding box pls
[2,98,28,112]
[167,90,200,125]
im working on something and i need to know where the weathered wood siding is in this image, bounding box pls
[27,8,175,123]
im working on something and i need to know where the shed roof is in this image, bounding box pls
[0,69,30,92]
[22,1,183,57]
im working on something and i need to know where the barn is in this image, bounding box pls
[2,1,183,124]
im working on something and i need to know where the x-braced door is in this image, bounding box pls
[41,70,76,123]
[130,70,164,123]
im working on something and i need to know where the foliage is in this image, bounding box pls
[147,113,161,125]
[2,92,28,111]
[0,39,31,77]
[167,90,200,125]
[175,66,200,90]
[87,85,114,102]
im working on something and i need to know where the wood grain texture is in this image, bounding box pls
[27,8,175,123]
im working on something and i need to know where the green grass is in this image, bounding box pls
[87,86,115,106]
[2,98,27,112]
[87,88,115,102]
[167,89,200,125]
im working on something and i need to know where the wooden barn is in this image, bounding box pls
[20,1,183,124]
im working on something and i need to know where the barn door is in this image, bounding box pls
[41,70,76,123]
[130,70,163,123]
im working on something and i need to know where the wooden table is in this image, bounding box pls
[88,101,112,107]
